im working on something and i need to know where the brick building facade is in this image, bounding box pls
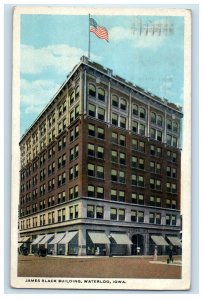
[18,56,183,256]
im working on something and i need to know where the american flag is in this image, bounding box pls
[89,18,109,42]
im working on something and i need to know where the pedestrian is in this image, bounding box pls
[168,246,173,263]
[154,245,158,261]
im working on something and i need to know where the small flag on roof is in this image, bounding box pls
[89,17,109,42]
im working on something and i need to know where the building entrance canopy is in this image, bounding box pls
[39,234,54,245]
[110,233,133,245]
[151,235,169,246]
[31,235,45,245]
[167,236,182,247]
[49,233,65,245]
[58,231,78,244]
[88,232,111,244]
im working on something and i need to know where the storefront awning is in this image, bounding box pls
[18,243,23,248]
[22,236,30,242]
[58,231,78,244]
[151,235,169,246]
[31,235,45,245]
[39,234,54,245]
[18,237,25,242]
[167,236,182,247]
[110,233,133,245]
[88,232,111,244]
[48,233,65,245]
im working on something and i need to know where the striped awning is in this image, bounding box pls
[31,235,45,245]
[39,234,54,245]
[151,235,169,246]
[88,232,110,244]
[22,236,30,242]
[18,237,25,242]
[58,231,78,244]
[167,236,182,247]
[110,233,133,245]
[49,233,65,245]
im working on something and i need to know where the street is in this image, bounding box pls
[18,255,181,279]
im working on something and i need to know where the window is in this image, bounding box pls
[157,115,163,127]
[139,124,145,136]
[166,199,171,208]
[166,166,171,177]
[119,171,125,183]
[157,130,162,142]
[139,158,144,170]
[75,125,79,138]
[156,213,161,224]
[131,193,137,203]
[172,152,177,162]
[131,210,137,222]
[87,205,94,218]
[138,176,144,187]
[167,119,172,130]
[111,189,117,201]
[119,152,126,165]
[112,95,119,107]
[110,208,117,220]
[172,136,177,147]
[69,187,74,200]
[69,206,74,220]
[132,139,138,150]
[98,88,105,101]
[62,208,66,221]
[98,107,105,120]
[132,121,138,133]
[138,194,144,205]
[140,107,146,119]
[166,215,171,225]
[120,116,126,128]
[112,113,118,126]
[88,163,95,177]
[167,134,172,145]
[70,91,74,105]
[138,211,144,223]
[132,174,137,186]
[171,200,177,209]
[97,146,104,159]
[149,213,155,223]
[119,191,125,202]
[88,124,95,136]
[88,103,96,117]
[88,185,95,197]
[111,132,118,144]
[97,127,105,139]
[150,128,156,139]
[173,122,178,133]
[172,183,177,193]
[70,110,74,123]
[74,164,78,178]
[75,85,79,98]
[132,104,138,116]
[96,206,104,219]
[97,186,104,199]
[97,166,104,179]
[88,143,95,156]
[118,209,125,221]
[89,84,96,97]
[69,167,74,180]
[120,99,126,110]
[75,105,79,118]
[139,141,145,152]
[150,196,155,206]
[111,150,118,163]
[111,169,117,182]
[72,186,78,198]
[120,134,126,146]
[171,215,176,226]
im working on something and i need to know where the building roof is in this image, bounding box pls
[20,56,183,144]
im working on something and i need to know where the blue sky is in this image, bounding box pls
[20,14,184,135]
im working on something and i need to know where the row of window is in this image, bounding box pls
[86,204,177,225]
[88,84,179,132]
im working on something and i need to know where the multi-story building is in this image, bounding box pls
[18,56,183,256]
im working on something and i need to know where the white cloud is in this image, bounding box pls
[109,24,167,49]
[21,79,61,114]
[21,44,100,75]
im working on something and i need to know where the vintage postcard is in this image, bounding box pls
[11,6,191,290]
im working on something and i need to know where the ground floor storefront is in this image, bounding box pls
[19,224,182,257]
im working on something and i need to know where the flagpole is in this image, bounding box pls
[88,13,91,60]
